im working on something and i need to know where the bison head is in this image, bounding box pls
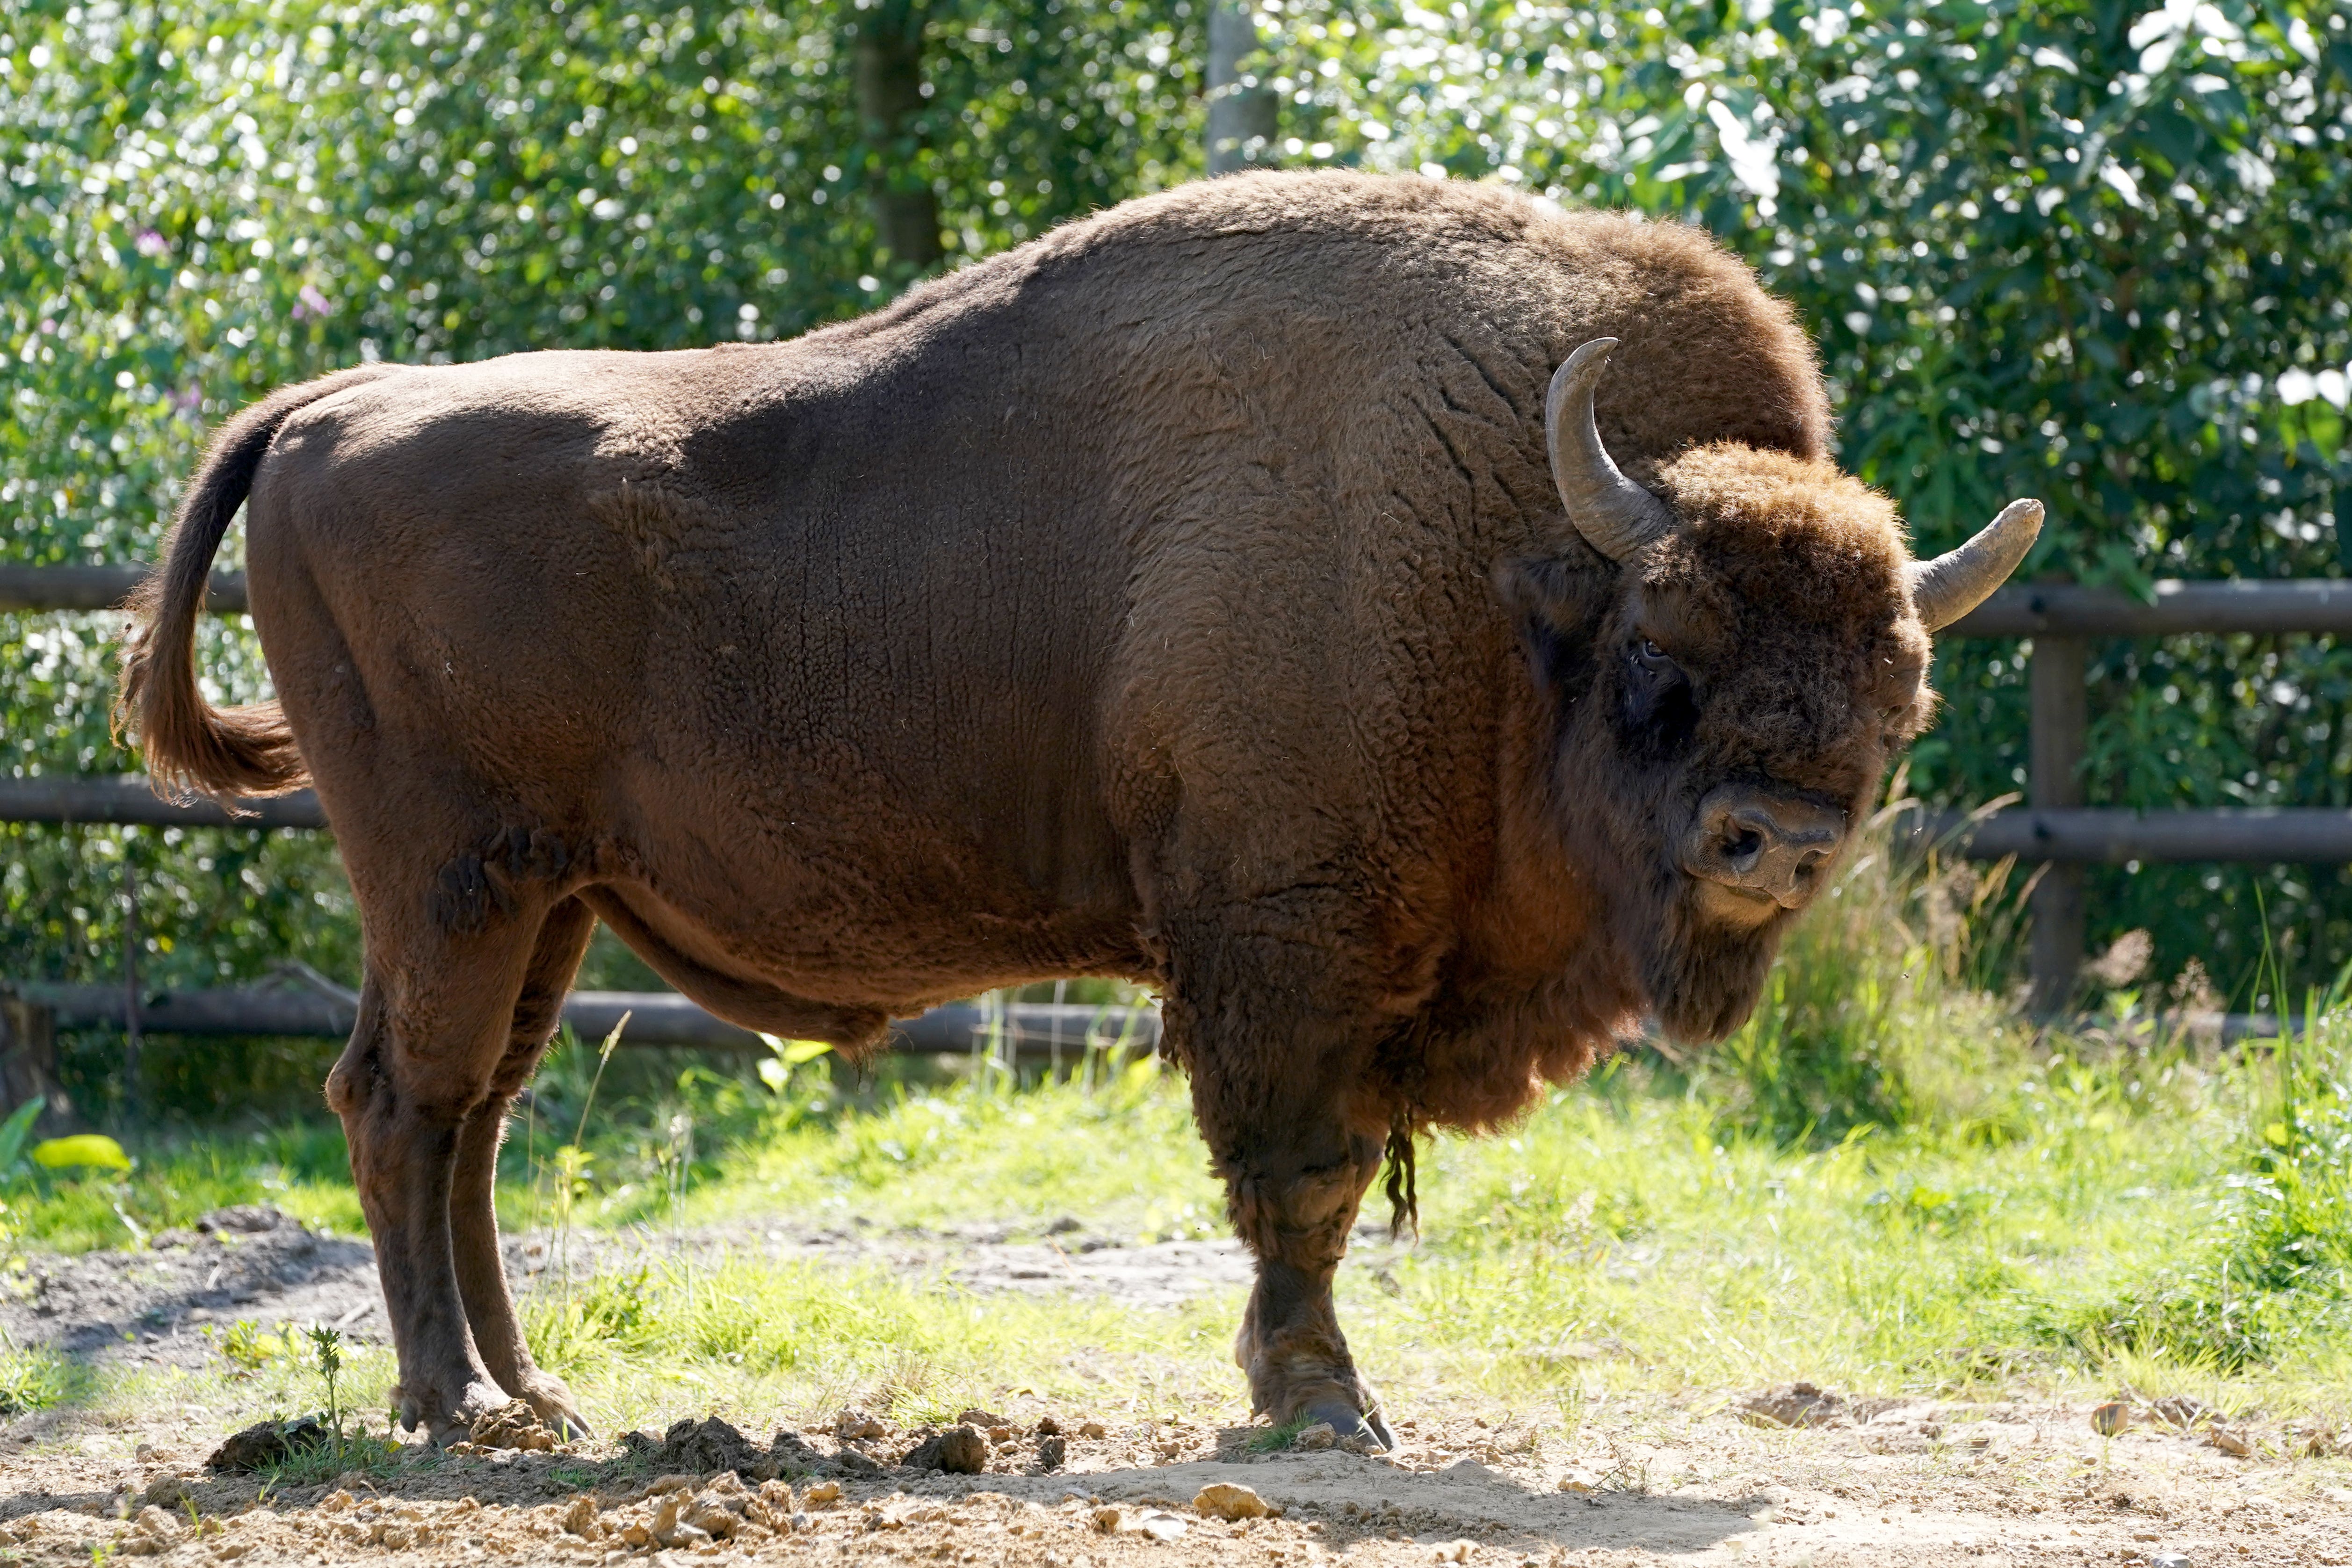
[1501,339,2040,1043]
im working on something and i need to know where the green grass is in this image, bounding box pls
[5,830,2350,1443]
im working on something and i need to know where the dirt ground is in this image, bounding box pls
[1,1210,2347,1566]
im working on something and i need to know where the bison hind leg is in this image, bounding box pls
[450,896,600,1438]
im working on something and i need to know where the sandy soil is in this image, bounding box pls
[1,1210,2346,1566]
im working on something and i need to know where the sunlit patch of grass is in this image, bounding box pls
[522,1254,1241,1433]
[651,1055,1227,1242]
[2,1121,361,1252]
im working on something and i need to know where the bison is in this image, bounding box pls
[120,172,2036,1448]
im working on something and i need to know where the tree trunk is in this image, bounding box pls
[1207,2,1276,174]
[854,0,944,271]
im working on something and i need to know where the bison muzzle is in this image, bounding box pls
[117,172,2036,1448]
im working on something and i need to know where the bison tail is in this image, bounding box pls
[114,366,390,802]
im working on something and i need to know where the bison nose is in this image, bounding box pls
[1681,788,1847,910]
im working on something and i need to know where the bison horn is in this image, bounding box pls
[1546,338,1677,563]
[1908,498,2044,632]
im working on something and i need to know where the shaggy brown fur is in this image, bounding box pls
[117,171,2005,1447]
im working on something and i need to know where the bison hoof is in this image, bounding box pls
[405,1380,520,1446]
[1303,1398,1395,1453]
[514,1370,593,1440]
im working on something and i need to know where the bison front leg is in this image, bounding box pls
[1167,929,1397,1450]
[1220,1120,1393,1449]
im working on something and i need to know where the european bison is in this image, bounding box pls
[121,172,2036,1447]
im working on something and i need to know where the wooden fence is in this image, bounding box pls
[8,564,2350,1019]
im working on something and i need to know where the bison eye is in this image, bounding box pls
[1621,637,1694,749]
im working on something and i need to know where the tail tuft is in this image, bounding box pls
[114,367,390,802]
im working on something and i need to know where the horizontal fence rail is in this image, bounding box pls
[0,564,246,615]
[1947,578,2352,638]
[1903,808,2352,865]
[0,776,327,829]
[15,984,1161,1059]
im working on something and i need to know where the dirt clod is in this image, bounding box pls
[1293,1422,1337,1451]
[2210,1423,2254,1456]
[561,1495,600,1537]
[834,1407,888,1441]
[206,1414,330,1472]
[1195,1481,1273,1520]
[1737,1381,1846,1430]
[957,1408,1008,1428]
[903,1424,989,1474]
[621,1415,780,1477]
[469,1399,558,1451]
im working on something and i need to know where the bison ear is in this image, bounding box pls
[1492,555,1610,694]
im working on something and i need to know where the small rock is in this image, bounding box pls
[649,1493,709,1549]
[800,1481,842,1507]
[1079,1421,1107,1439]
[2144,1554,2193,1568]
[1440,1458,1496,1483]
[2209,1424,2254,1457]
[2090,1402,2131,1438]
[133,1443,157,1462]
[1292,1422,1338,1451]
[1135,1510,1188,1541]
[196,1206,283,1235]
[683,1496,738,1539]
[903,1424,989,1474]
[1091,1507,1123,1534]
[562,1495,601,1537]
[1194,1482,1271,1521]
[1037,1435,1067,1471]
[833,1408,887,1441]
[2149,1395,2210,1430]
[835,1446,883,1475]
[957,1408,1008,1429]
[1035,1416,1063,1437]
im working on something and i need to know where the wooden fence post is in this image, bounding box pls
[2028,631,2088,1016]
[0,989,72,1131]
